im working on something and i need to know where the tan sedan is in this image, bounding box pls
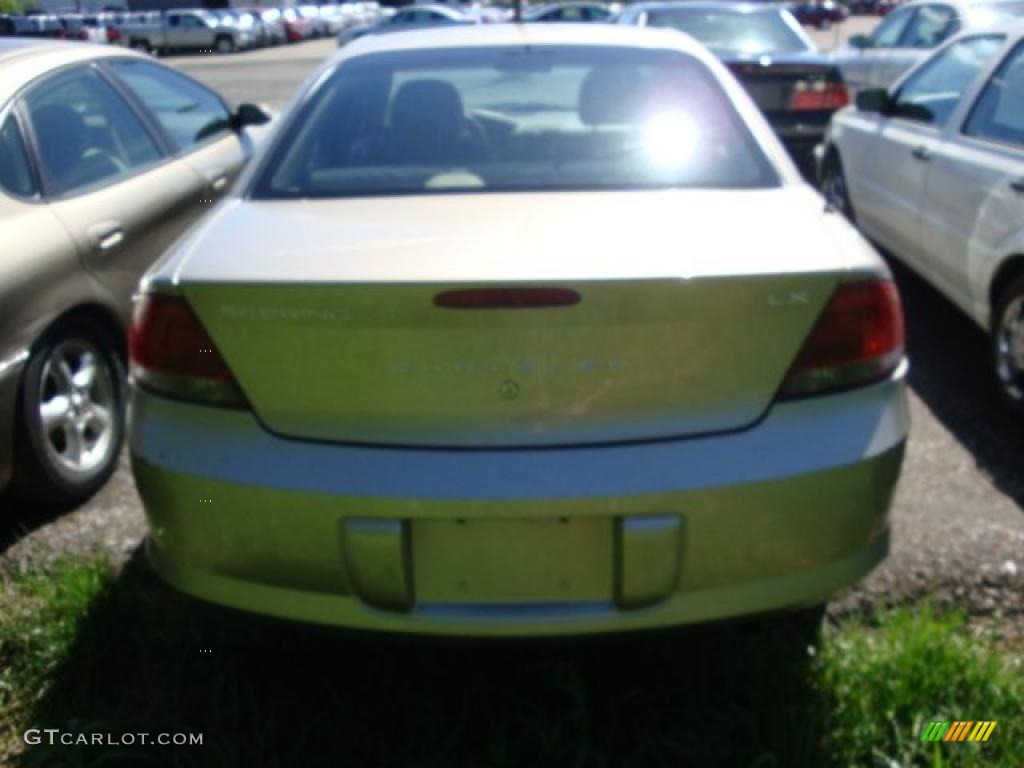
[0,39,269,504]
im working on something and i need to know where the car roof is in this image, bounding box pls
[0,38,146,108]
[396,4,465,15]
[338,19,710,57]
[624,1,787,13]
[901,0,1024,10]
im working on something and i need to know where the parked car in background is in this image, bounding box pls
[525,2,615,22]
[122,9,253,54]
[618,2,848,175]
[297,5,329,37]
[788,0,849,28]
[316,5,351,35]
[0,39,270,504]
[281,6,316,41]
[233,10,272,47]
[850,0,901,14]
[59,15,111,44]
[252,7,287,43]
[130,24,907,637]
[833,0,1024,93]
[338,4,475,45]
[0,15,67,39]
[209,10,260,49]
[822,25,1024,409]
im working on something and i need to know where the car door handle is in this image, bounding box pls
[87,221,124,252]
[911,145,932,162]
[1010,178,1024,194]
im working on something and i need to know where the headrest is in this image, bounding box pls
[390,78,464,137]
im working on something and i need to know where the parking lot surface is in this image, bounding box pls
[1,21,1021,623]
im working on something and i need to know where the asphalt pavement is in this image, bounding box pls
[1,20,1021,624]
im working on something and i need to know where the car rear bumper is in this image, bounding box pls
[130,363,908,636]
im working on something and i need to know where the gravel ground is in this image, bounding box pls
[1,22,1021,625]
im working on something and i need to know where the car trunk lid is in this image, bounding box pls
[725,53,846,117]
[178,189,845,447]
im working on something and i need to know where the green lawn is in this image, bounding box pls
[1,555,1020,767]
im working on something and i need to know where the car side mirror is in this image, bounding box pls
[848,33,871,49]
[232,102,272,131]
[856,88,891,113]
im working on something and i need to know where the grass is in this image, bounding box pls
[0,555,1021,768]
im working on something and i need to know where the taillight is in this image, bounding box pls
[778,280,904,400]
[790,80,849,111]
[78,29,89,40]
[129,293,247,408]
[107,25,121,42]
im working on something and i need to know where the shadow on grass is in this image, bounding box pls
[20,550,831,768]
[0,495,73,559]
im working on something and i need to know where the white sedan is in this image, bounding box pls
[821,23,1024,406]
[831,0,1024,94]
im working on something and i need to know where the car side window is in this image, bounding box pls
[23,66,163,196]
[890,35,1003,127]
[902,4,959,49]
[869,6,915,48]
[107,60,232,151]
[183,15,203,28]
[0,114,37,198]
[964,42,1024,149]
[168,14,180,27]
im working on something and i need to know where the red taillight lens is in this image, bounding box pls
[790,81,850,111]
[129,293,247,408]
[107,25,121,42]
[778,280,904,400]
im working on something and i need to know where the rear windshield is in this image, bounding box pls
[644,9,812,56]
[251,45,778,199]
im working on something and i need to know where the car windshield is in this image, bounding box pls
[253,45,777,199]
[643,8,812,56]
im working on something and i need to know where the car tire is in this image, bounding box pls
[11,319,125,507]
[215,35,236,54]
[821,152,856,223]
[991,275,1024,413]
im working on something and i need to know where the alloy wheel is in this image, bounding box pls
[995,295,1024,403]
[36,339,117,477]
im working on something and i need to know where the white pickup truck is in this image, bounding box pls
[122,9,251,54]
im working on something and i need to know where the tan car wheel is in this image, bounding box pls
[14,320,125,506]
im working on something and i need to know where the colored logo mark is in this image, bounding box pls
[921,721,997,742]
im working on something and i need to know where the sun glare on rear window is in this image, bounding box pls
[251,45,778,199]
